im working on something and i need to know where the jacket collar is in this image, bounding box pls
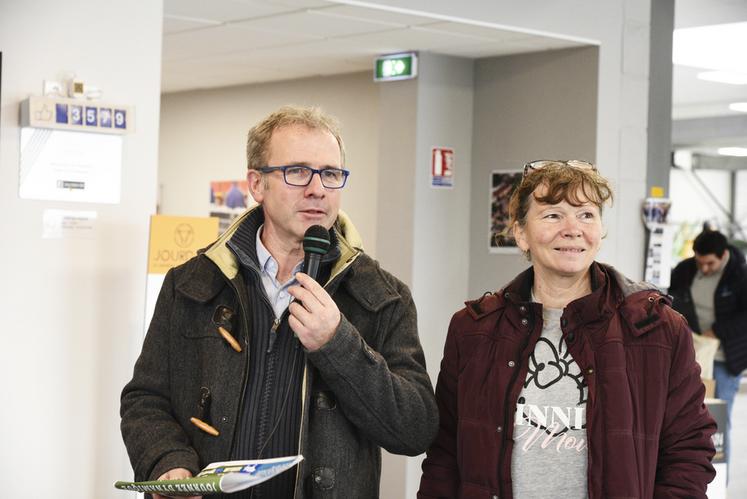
[176,205,364,303]
[466,262,667,337]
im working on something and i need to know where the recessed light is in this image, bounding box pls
[717,147,747,157]
[697,71,747,85]
[674,22,747,73]
[729,102,747,112]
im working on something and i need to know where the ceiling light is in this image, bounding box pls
[717,147,747,157]
[697,71,747,85]
[729,102,747,112]
[673,22,747,73]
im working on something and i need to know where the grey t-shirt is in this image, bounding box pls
[691,261,726,360]
[511,305,589,498]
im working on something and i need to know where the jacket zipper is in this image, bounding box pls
[497,308,535,499]
[227,275,253,459]
[291,254,360,499]
[222,250,361,498]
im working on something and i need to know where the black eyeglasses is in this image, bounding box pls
[258,165,350,189]
[523,159,596,178]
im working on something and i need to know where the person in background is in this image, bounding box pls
[669,229,747,468]
[121,105,437,499]
[419,160,716,499]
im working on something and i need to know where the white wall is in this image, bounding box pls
[469,47,599,298]
[0,1,163,497]
[158,72,380,254]
[669,168,732,227]
[353,0,654,280]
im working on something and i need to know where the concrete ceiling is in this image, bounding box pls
[673,0,747,121]
[161,0,747,135]
[161,0,587,93]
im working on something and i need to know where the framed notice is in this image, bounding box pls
[19,128,122,203]
[489,170,522,253]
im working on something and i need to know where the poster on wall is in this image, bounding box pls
[144,215,220,335]
[489,170,522,253]
[209,179,252,233]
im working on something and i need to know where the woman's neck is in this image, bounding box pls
[532,268,592,309]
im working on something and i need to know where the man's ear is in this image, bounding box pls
[513,222,529,252]
[247,169,264,203]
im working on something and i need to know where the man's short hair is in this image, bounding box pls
[246,105,345,171]
[693,230,728,258]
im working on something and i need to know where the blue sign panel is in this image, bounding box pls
[114,109,127,129]
[70,105,83,125]
[55,104,69,124]
[85,106,98,127]
[99,108,112,128]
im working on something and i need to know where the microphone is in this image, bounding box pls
[302,225,331,282]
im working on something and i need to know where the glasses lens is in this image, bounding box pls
[566,160,595,170]
[320,168,345,188]
[524,159,595,177]
[284,166,313,186]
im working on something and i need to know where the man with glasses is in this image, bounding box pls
[121,105,438,499]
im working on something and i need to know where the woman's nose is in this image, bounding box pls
[561,218,582,237]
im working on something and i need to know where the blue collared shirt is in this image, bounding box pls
[255,226,303,318]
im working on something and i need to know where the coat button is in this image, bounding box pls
[587,367,594,375]
[561,318,568,327]
[567,332,575,343]
[508,360,516,367]
[312,467,335,490]
[496,425,503,433]
[520,318,528,326]
[519,305,527,313]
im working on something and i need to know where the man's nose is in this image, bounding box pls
[304,171,326,196]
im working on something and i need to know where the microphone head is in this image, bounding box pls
[303,225,331,256]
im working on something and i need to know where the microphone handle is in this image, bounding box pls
[303,254,322,282]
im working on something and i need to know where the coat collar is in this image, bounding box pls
[175,205,367,304]
[465,262,668,338]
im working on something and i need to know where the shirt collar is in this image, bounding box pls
[255,225,276,275]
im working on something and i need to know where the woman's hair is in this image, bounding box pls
[507,161,614,235]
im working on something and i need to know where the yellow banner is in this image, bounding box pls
[147,215,219,274]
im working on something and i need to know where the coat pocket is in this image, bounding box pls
[457,418,500,488]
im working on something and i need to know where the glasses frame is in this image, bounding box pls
[522,159,596,178]
[258,165,350,189]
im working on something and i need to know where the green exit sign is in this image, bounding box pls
[374,52,418,81]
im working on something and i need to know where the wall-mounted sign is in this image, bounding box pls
[42,209,97,239]
[19,127,122,203]
[374,52,418,81]
[147,215,220,275]
[20,96,133,134]
[431,147,454,188]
